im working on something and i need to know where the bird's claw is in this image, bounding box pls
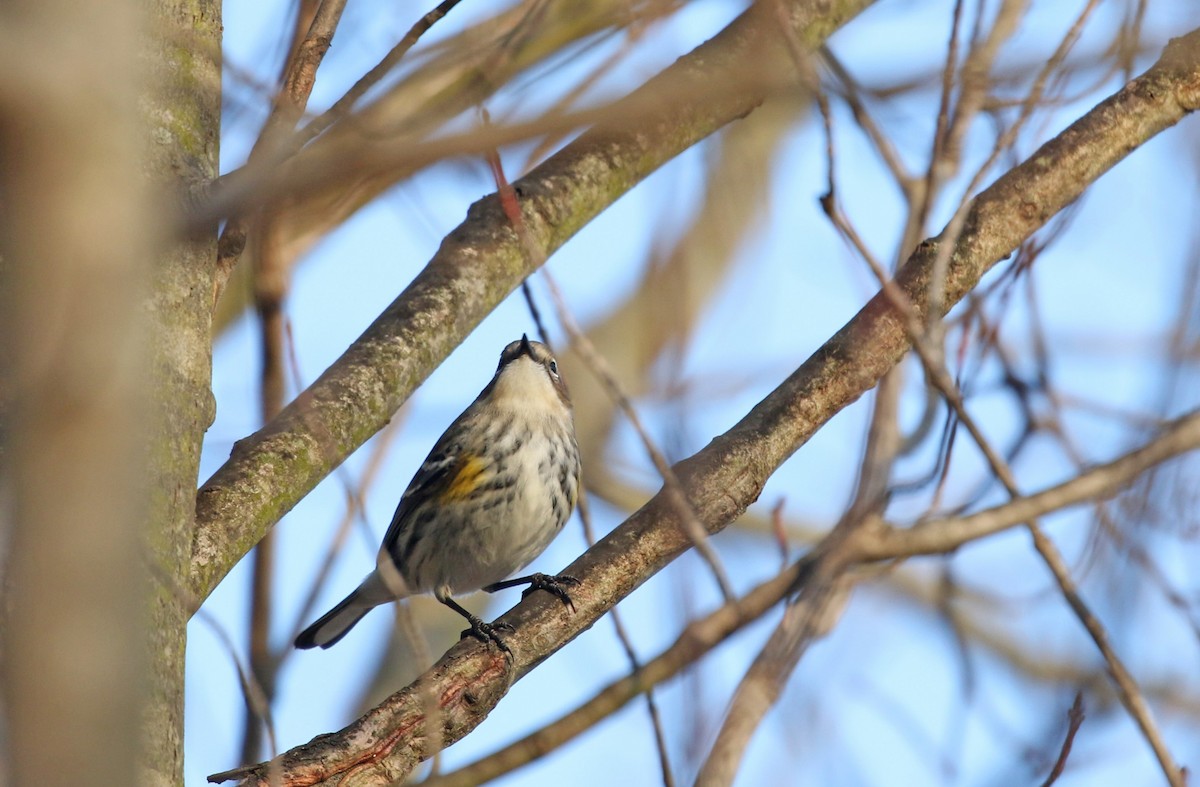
[460,618,515,656]
[519,573,581,612]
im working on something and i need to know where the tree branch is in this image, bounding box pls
[856,407,1200,560]
[213,0,349,301]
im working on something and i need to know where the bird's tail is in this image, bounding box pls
[294,571,397,650]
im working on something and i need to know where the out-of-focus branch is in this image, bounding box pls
[239,2,325,758]
[569,98,794,475]
[856,408,1200,559]
[213,0,467,312]
[211,28,1200,786]
[190,0,877,607]
[694,571,853,786]
[190,0,846,233]
[238,225,289,763]
[213,0,348,307]
[291,0,469,152]
[220,0,682,268]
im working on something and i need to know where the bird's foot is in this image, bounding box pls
[459,615,515,656]
[518,573,581,611]
[484,572,582,610]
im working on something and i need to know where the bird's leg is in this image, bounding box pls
[435,588,513,655]
[483,573,581,612]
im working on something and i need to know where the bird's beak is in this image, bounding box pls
[519,333,534,358]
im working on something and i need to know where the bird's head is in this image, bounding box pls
[487,334,571,411]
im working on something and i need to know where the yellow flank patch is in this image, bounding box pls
[443,455,487,500]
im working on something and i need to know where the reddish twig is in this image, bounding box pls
[1040,693,1085,787]
[484,140,677,786]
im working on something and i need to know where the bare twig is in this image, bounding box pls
[857,408,1200,559]
[543,272,737,603]
[820,48,914,200]
[492,153,676,786]
[1039,693,1085,787]
[283,416,404,657]
[486,131,736,604]
[201,608,280,772]
[213,0,349,298]
[582,491,677,787]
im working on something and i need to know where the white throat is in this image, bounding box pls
[489,357,563,414]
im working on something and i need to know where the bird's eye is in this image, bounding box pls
[548,359,559,376]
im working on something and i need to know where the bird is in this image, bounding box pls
[294,335,581,653]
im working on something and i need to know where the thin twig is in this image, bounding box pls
[485,142,736,603]
[199,608,280,775]
[213,0,350,294]
[484,129,550,347]
[857,408,1200,559]
[281,415,404,660]
[500,152,676,786]
[819,48,913,197]
[294,0,469,150]
[1039,693,1085,787]
[583,492,677,787]
[147,561,282,787]
[926,0,1101,329]
[543,271,736,602]
[393,600,444,777]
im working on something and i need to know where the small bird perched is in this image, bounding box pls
[295,335,582,652]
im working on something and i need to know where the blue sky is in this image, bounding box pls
[189,2,1200,784]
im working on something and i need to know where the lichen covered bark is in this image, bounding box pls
[142,0,222,783]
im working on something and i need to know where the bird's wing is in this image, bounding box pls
[379,420,491,549]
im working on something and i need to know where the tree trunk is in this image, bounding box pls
[140,1,222,784]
